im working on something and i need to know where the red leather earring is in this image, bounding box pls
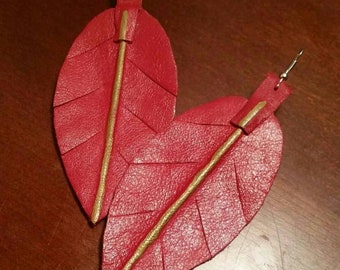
[53,0,178,224]
[53,1,302,269]
[102,51,303,270]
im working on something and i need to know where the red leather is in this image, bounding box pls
[103,76,290,269]
[53,6,177,222]
[231,73,291,134]
[114,0,142,42]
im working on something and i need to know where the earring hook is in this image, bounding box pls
[274,49,304,90]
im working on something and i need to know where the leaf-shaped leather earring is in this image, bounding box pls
[53,0,178,223]
[102,51,303,270]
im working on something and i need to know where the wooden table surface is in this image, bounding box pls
[1,0,339,269]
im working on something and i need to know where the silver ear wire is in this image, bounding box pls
[275,49,304,90]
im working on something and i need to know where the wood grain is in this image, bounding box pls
[0,0,339,269]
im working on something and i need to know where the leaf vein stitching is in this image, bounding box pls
[161,241,166,270]
[111,209,156,219]
[61,130,102,156]
[126,58,176,97]
[124,106,157,133]
[131,161,199,166]
[176,120,229,128]
[67,36,114,59]
[195,199,212,257]
[54,84,106,108]
[234,162,247,222]
[117,150,131,166]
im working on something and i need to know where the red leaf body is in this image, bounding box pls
[103,75,290,269]
[53,7,177,221]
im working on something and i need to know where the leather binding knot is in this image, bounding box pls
[231,73,292,134]
[114,0,142,42]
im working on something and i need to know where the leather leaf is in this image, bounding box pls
[103,75,290,269]
[53,6,177,222]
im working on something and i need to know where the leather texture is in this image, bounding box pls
[53,6,178,222]
[231,73,291,134]
[102,75,290,269]
[114,0,142,42]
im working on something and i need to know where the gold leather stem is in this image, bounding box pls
[91,11,129,224]
[123,101,267,269]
